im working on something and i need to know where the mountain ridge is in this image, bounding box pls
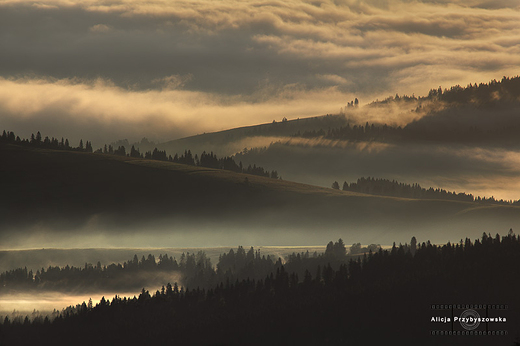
[2,143,520,248]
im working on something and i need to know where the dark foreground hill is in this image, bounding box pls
[1,143,520,248]
[2,233,520,346]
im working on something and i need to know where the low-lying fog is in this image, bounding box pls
[0,291,142,319]
[1,215,516,258]
[0,245,329,319]
[235,140,520,202]
[0,246,326,274]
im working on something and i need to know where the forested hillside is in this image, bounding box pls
[3,142,520,247]
[157,76,520,157]
[332,177,519,205]
[2,232,518,345]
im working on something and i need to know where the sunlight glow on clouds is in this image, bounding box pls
[0,0,519,141]
[0,77,349,145]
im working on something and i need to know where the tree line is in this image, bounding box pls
[0,239,379,297]
[372,75,520,106]
[0,246,288,293]
[0,252,213,293]
[171,150,280,179]
[293,119,520,145]
[1,130,280,179]
[331,177,519,205]
[2,231,519,344]
[296,76,520,145]
[293,122,403,142]
[1,130,92,152]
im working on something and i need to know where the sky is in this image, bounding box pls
[0,0,519,146]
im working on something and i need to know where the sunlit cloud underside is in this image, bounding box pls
[0,0,519,143]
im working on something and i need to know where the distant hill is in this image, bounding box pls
[371,75,520,107]
[2,143,520,248]
[155,114,350,157]
[153,76,520,158]
[288,76,520,147]
[221,76,520,198]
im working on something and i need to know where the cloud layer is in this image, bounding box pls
[1,0,519,142]
[0,77,349,146]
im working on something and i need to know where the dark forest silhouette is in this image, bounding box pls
[0,130,279,179]
[2,231,520,345]
[331,177,520,205]
[0,130,91,153]
[0,252,210,293]
[293,76,520,146]
[372,75,520,106]
[172,150,280,179]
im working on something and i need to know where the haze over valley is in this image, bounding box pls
[1,0,520,344]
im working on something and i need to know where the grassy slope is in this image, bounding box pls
[1,144,519,244]
[157,114,349,156]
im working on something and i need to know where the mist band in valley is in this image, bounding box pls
[2,232,520,345]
